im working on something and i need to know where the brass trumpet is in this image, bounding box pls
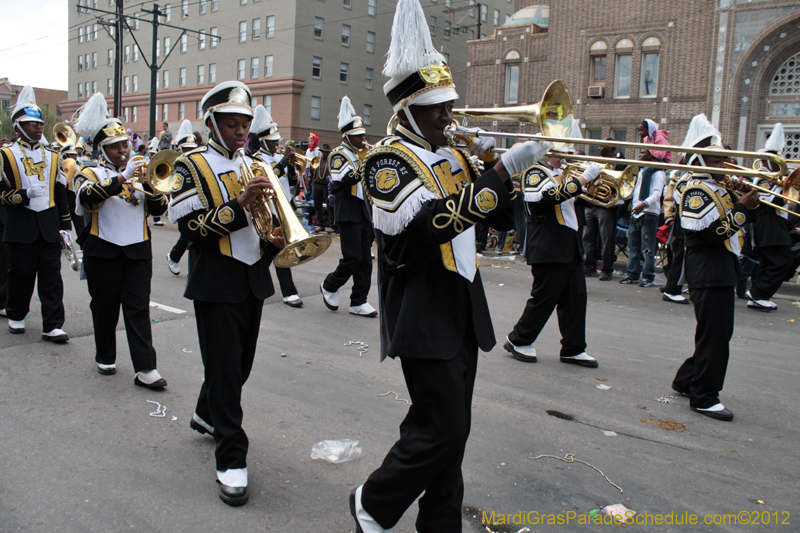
[292,153,321,173]
[126,150,178,196]
[235,150,331,268]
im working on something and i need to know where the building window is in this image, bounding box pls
[180,34,187,53]
[164,37,170,55]
[611,128,627,144]
[311,96,321,119]
[209,63,216,83]
[199,30,206,50]
[132,74,138,92]
[163,70,169,89]
[640,52,659,97]
[181,0,188,18]
[504,64,519,104]
[469,0,475,17]
[133,46,139,62]
[366,31,375,53]
[342,24,350,46]
[123,107,129,123]
[264,95,272,114]
[363,104,372,126]
[163,104,169,121]
[107,78,112,95]
[164,3,171,22]
[210,27,218,47]
[123,76,129,93]
[237,59,246,80]
[133,13,139,30]
[365,68,373,89]
[93,23,98,40]
[211,0,218,11]
[264,55,273,77]
[343,0,351,8]
[179,67,186,87]
[241,0,247,4]
[84,82,90,97]
[444,52,449,64]
[312,57,322,78]
[467,28,475,39]
[264,15,274,38]
[156,39,161,58]
[368,0,376,16]
[92,81,97,94]
[124,45,130,62]
[196,101,203,119]
[78,83,83,99]
[199,0,206,14]
[429,15,436,36]
[78,55,83,71]
[85,53,90,70]
[314,17,324,39]
[197,65,205,84]
[586,128,602,157]
[239,21,247,43]
[251,57,259,79]
[614,54,632,98]
[340,63,349,83]
[770,51,800,95]
[444,21,450,40]
[79,27,84,43]
[493,9,499,26]
[592,56,606,82]
[480,4,487,22]
[252,18,261,40]
[179,102,185,120]
[132,106,137,123]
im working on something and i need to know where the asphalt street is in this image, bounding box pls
[1,222,798,532]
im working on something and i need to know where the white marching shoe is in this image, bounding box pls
[320,283,339,311]
[349,303,378,318]
[42,328,69,343]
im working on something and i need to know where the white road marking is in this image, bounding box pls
[149,301,187,314]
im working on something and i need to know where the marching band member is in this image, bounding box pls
[165,120,198,276]
[671,114,758,422]
[320,96,377,317]
[661,167,691,304]
[504,127,602,368]
[349,1,548,530]
[60,143,86,237]
[0,86,71,342]
[169,81,282,506]
[248,105,303,307]
[745,123,793,311]
[73,93,169,385]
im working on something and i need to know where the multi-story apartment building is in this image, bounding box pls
[466,1,800,161]
[62,0,517,147]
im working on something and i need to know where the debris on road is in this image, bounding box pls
[641,418,685,431]
[146,400,166,418]
[310,439,362,463]
[378,391,412,405]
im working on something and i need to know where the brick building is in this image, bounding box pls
[466,1,800,161]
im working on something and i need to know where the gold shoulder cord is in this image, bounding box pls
[358,143,439,206]
[185,154,210,210]
[75,168,102,213]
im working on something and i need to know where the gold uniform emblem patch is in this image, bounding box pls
[688,196,704,209]
[218,206,235,224]
[331,157,344,170]
[733,212,746,226]
[475,188,498,214]
[172,174,184,191]
[376,168,400,193]
[101,178,113,186]
[12,193,22,204]
[566,182,578,194]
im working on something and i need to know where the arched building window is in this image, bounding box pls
[640,37,661,97]
[770,52,800,95]
[504,50,521,104]
[614,39,633,98]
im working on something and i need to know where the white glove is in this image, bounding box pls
[27,185,46,198]
[500,140,552,176]
[121,155,146,180]
[580,163,603,183]
[469,133,497,162]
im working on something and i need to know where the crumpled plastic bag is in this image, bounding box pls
[311,439,362,464]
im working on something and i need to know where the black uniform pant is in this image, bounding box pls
[663,224,686,296]
[362,332,478,533]
[194,293,263,472]
[169,235,189,263]
[750,245,792,300]
[312,182,329,227]
[508,260,587,357]
[323,220,372,306]
[0,238,8,310]
[582,206,616,273]
[84,254,157,371]
[272,265,298,298]
[673,287,734,409]
[66,190,85,237]
[7,237,65,331]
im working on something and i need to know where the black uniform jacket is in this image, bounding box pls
[329,144,370,224]
[172,144,277,304]
[363,131,515,361]
[0,142,71,243]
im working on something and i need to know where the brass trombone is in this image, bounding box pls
[292,153,321,173]
[723,163,800,217]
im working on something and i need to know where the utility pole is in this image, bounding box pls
[114,0,123,117]
[141,4,163,140]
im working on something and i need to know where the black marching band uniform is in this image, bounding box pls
[249,105,303,307]
[166,119,200,276]
[662,171,691,302]
[672,115,750,421]
[169,82,278,506]
[73,94,168,383]
[0,86,71,341]
[504,154,601,367]
[320,97,376,317]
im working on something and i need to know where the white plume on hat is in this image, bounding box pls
[74,93,111,140]
[13,85,37,114]
[681,114,720,149]
[148,136,159,152]
[762,122,785,154]
[250,105,274,134]
[383,0,445,79]
[337,96,358,131]
[177,119,195,144]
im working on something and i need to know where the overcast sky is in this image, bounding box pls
[1,0,69,91]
